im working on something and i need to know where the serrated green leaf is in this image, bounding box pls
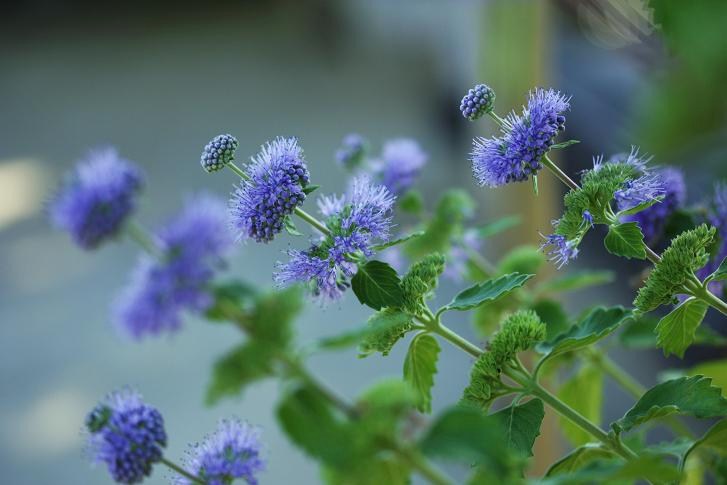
[655,297,709,358]
[558,364,603,447]
[358,309,413,357]
[476,215,521,238]
[403,334,440,413]
[283,215,303,236]
[277,385,354,468]
[535,270,614,294]
[620,313,726,349]
[439,273,533,315]
[315,310,412,353]
[245,287,302,347]
[537,306,632,360]
[490,398,544,457]
[372,231,425,251]
[351,260,404,310]
[613,375,727,434]
[206,341,275,405]
[604,222,646,259]
[687,358,727,392]
[707,256,727,283]
[616,196,663,217]
[323,456,410,485]
[546,444,617,476]
[550,139,580,150]
[684,419,727,465]
[530,299,570,341]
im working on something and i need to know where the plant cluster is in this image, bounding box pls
[49,82,727,484]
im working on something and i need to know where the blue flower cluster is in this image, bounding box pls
[622,167,685,242]
[371,138,428,195]
[50,148,143,250]
[200,134,239,173]
[471,88,569,187]
[85,389,166,484]
[540,232,579,269]
[608,150,665,213]
[230,137,310,242]
[335,133,368,170]
[275,176,395,302]
[114,195,232,339]
[175,419,265,485]
[460,84,495,121]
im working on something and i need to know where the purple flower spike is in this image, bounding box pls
[471,88,570,187]
[540,233,579,269]
[175,419,265,485]
[85,388,166,484]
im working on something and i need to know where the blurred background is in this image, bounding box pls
[1,0,726,483]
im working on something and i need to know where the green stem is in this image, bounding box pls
[694,284,727,316]
[227,162,331,237]
[487,111,507,128]
[542,154,580,192]
[160,457,205,484]
[464,247,498,277]
[125,220,161,257]
[432,323,483,358]
[506,370,638,461]
[397,446,454,485]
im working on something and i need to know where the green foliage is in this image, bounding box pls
[619,313,727,349]
[687,358,727,391]
[476,215,521,239]
[359,309,413,357]
[537,306,632,362]
[372,231,424,252]
[706,256,727,283]
[351,260,404,310]
[604,222,646,260]
[462,311,545,409]
[397,189,424,214]
[400,253,445,315]
[634,224,716,312]
[204,281,257,322]
[613,376,727,434]
[355,379,416,439]
[490,398,544,457]
[403,189,475,259]
[655,297,709,358]
[206,341,275,405]
[545,444,617,476]
[277,384,355,468]
[419,405,521,481]
[497,245,545,275]
[283,215,304,236]
[534,270,614,295]
[529,299,570,341]
[683,419,727,466]
[403,334,440,413]
[540,454,681,484]
[558,364,603,446]
[439,273,533,315]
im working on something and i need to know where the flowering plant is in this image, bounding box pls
[51,83,727,484]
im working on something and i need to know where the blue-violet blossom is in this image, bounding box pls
[85,388,166,484]
[471,88,570,187]
[275,175,395,302]
[335,133,368,170]
[371,138,427,195]
[622,167,685,242]
[540,232,579,269]
[50,147,143,250]
[175,419,264,485]
[230,137,310,243]
[114,195,232,339]
[460,83,495,121]
[200,134,239,173]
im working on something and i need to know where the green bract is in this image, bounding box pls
[634,224,715,312]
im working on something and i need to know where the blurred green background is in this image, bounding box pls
[1,1,725,483]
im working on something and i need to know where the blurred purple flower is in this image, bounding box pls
[622,167,685,242]
[114,195,232,339]
[371,138,427,195]
[335,133,367,170]
[50,147,143,250]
